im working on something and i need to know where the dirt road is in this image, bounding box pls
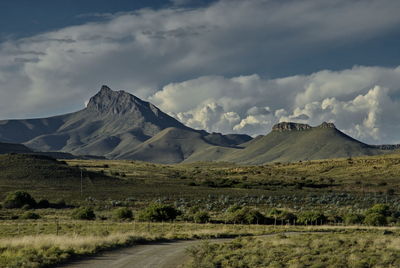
[57,232,313,268]
[56,237,233,268]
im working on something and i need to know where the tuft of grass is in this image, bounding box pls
[186,231,400,268]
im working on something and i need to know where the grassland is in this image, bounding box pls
[0,219,279,268]
[1,153,400,267]
[186,229,400,267]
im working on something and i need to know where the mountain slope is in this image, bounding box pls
[119,127,214,163]
[0,86,251,161]
[0,142,33,154]
[214,122,386,164]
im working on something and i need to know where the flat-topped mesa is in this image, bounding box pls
[272,122,312,132]
[318,121,336,129]
[272,121,336,132]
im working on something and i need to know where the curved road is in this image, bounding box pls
[57,238,233,268]
[57,232,312,268]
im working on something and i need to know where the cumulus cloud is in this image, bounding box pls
[150,66,400,144]
[0,0,400,144]
[1,0,400,119]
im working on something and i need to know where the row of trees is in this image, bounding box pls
[2,191,396,226]
[2,191,67,209]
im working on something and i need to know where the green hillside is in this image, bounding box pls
[187,122,388,164]
[0,154,120,200]
[0,142,32,154]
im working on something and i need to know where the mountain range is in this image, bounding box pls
[0,86,396,164]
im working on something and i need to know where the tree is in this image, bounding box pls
[226,207,269,224]
[344,214,364,225]
[366,204,391,217]
[364,213,387,226]
[3,191,37,209]
[297,211,326,225]
[137,203,180,222]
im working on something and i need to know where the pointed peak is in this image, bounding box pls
[100,85,112,93]
[85,85,165,117]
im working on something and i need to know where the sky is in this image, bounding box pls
[0,0,400,144]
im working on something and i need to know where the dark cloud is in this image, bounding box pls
[0,0,399,143]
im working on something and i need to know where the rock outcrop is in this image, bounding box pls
[272,122,312,132]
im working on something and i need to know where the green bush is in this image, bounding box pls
[226,204,242,213]
[71,207,96,220]
[113,207,133,221]
[344,214,364,225]
[20,211,41,220]
[364,213,387,226]
[297,211,326,225]
[227,207,269,224]
[193,211,210,223]
[268,209,297,224]
[3,191,37,209]
[37,199,50,209]
[366,204,391,217]
[54,199,67,208]
[137,203,180,222]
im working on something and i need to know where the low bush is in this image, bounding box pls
[3,191,37,209]
[344,214,364,225]
[297,211,326,225]
[20,211,41,220]
[113,207,133,221]
[364,212,387,226]
[193,211,210,224]
[226,207,270,224]
[137,203,180,222]
[37,199,50,209]
[71,207,96,220]
[366,204,391,217]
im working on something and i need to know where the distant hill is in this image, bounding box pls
[0,154,113,184]
[0,142,33,154]
[0,154,122,201]
[186,122,387,164]
[0,86,251,162]
[0,85,396,164]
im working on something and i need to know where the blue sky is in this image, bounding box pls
[0,0,215,39]
[0,0,400,144]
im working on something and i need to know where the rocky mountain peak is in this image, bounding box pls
[272,122,312,132]
[86,85,147,115]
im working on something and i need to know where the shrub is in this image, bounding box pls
[137,203,180,222]
[37,199,50,209]
[113,207,133,221]
[226,204,242,213]
[344,214,364,225]
[297,211,326,225]
[193,211,210,223]
[366,204,391,217]
[3,191,37,209]
[20,211,41,220]
[227,207,269,224]
[72,207,96,220]
[54,199,67,208]
[364,212,387,226]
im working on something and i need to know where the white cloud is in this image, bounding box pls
[1,0,400,119]
[0,0,400,143]
[150,66,400,144]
